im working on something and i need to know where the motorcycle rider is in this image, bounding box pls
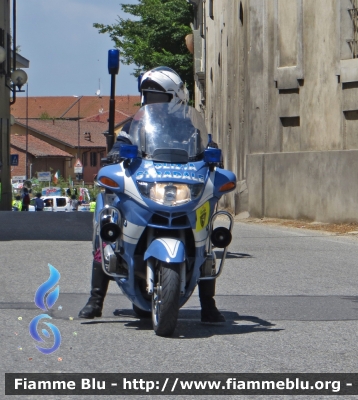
[79,66,225,324]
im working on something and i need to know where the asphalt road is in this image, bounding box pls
[1,212,358,399]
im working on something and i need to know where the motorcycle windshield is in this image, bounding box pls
[129,103,208,162]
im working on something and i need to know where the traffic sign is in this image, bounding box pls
[74,158,83,173]
[74,158,83,167]
[12,175,26,181]
[37,171,51,182]
[10,154,19,166]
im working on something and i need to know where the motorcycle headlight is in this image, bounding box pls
[137,182,204,206]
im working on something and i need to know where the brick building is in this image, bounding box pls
[10,96,141,184]
[10,134,73,179]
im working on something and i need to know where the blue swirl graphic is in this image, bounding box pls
[46,285,60,309]
[42,329,50,338]
[34,264,60,311]
[29,314,61,354]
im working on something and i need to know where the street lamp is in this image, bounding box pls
[73,95,83,181]
[73,95,83,159]
[0,46,6,63]
[26,83,29,179]
[11,69,28,89]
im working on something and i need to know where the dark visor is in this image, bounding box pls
[144,91,172,104]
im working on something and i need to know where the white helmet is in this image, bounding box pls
[140,66,189,112]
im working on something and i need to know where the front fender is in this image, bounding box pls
[144,238,185,263]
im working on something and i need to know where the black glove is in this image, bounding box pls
[207,141,218,149]
[107,137,133,164]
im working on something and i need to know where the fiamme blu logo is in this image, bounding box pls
[29,264,61,354]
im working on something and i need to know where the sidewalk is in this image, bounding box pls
[238,216,358,236]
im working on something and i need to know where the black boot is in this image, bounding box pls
[79,261,110,319]
[198,279,225,324]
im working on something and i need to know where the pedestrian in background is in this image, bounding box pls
[34,193,44,211]
[12,195,22,211]
[22,188,30,212]
[71,195,79,211]
[89,198,96,212]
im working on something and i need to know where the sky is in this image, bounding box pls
[16,0,139,98]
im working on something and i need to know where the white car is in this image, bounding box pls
[78,203,90,212]
[29,196,72,212]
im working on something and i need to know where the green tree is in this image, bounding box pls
[94,0,194,98]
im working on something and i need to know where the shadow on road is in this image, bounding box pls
[342,296,358,302]
[215,251,252,259]
[80,309,282,338]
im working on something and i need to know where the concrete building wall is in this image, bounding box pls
[0,0,12,209]
[193,0,358,222]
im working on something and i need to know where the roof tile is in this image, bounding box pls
[11,134,74,157]
[11,95,141,119]
[15,119,108,148]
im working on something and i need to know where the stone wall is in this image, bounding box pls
[192,0,358,222]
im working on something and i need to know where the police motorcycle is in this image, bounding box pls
[93,102,236,336]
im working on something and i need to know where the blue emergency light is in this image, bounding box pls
[204,148,222,164]
[108,49,120,75]
[120,145,138,159]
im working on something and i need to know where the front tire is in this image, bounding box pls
[152,262,180,337]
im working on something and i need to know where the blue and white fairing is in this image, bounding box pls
[94,103,236,311]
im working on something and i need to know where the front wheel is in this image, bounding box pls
[152,262,180,337]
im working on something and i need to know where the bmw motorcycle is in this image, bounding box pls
[93,103,236,336]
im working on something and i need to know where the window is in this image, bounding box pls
[239,2,244,25]
[348,2,358,58]
[209,0,214,20]
[83,152,87,167]
[44,199,53,208]
[90,152,97,167]
[56,198,67,207]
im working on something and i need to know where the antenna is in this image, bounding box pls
[95,78,101,97]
